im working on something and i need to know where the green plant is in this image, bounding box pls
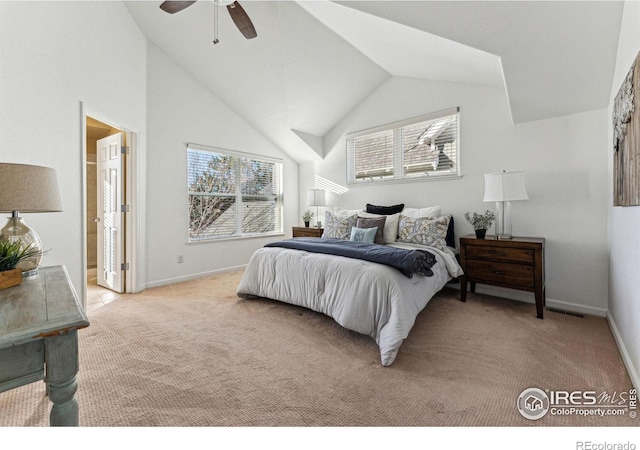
[464,210,495,230]
[0,239,44,272]
[302,210,314,222]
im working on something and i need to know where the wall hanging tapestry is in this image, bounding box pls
[613,52,640,206]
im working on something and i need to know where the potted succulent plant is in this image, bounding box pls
[464,210,496,239]
[302,210,314,228]
[0,240,44,289]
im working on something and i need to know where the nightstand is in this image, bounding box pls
[459,235,545,319]
[292,226,324,238]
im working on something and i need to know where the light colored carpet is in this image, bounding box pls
[0,270,635,427]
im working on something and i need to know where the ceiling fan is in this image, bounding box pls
[159,0,257,43]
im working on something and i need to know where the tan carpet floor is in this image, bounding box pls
[0,270,635,427]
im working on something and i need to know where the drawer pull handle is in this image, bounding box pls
[488,250,506,256]
[493,270,506,275]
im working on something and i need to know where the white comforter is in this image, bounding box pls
[236,243,463,366]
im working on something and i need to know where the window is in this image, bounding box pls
[187,144,283,241]
[347,107,460,184]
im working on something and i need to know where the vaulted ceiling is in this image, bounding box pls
[124,1,624,163]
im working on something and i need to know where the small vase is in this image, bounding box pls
[475,229,487,239]
[304,221,310,228]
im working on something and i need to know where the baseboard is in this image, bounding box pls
[467,285,608,317]
[606,312,640,391]
[144,264,247,290]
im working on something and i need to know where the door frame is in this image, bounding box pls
[81,103,145,310]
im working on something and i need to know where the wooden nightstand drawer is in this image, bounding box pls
[292,227,323,238]
[466,260,535,289]
[466,245,533,263]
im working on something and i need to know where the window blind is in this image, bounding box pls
[187,146,283,241]
[347,108,460,184]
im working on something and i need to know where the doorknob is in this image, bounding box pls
[94,218,101,223]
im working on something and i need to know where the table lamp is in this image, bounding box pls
[483,170,528,240]
[0,163,63,276]
[306,189,326,228]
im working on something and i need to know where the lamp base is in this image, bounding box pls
[494,201,513,241]
[1,212,43,274]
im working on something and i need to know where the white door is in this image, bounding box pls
[97,133,124,293]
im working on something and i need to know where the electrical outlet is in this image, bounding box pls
[177,255,184,264]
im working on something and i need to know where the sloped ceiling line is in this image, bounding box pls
[124,0,624,163]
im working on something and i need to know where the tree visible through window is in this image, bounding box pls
[188,146,283,240]
[347,107,460,184]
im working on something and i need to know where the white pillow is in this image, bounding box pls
[358,211,400,244]
[401,206,441,218]
[333,207,364,218]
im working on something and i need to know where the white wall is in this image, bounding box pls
[304,76,609,315]
[0,1,147,296]
[607,1,640,389]
[145,44,298,287]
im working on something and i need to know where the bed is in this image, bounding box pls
[236,205,464,366]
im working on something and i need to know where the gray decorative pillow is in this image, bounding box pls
[356,216,386,245]
[397,215,451,251]
[350,226,377,244]
[322,211,358,240]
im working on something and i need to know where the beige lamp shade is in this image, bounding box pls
[0,163,63,213]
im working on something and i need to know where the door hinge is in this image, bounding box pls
[121,263,130,271]
[121,204,130,213]
[121,146,130,154]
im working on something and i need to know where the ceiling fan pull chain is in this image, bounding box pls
[213,0,220,44]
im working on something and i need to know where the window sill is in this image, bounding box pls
[347,174,462,187]
[188,232,285,244]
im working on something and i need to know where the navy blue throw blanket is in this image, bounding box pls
[265,238,437,278]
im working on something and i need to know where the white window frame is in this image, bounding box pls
[187,143,284,242]
[346,107,460,185]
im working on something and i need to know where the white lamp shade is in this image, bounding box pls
[306,189,326,207]
[483,171,529,202]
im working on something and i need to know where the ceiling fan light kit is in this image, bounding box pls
[159,0,257,44]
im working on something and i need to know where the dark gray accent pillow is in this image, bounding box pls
[366,203,405,215]
[356,216,386,245]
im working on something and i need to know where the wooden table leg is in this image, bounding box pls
[45,330,80,426]
[460,276,467,302]
[535,286,545,319]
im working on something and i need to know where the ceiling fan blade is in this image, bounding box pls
[227,1,257,39]
[159,1,197,14]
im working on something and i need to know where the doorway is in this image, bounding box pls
[84,111,139,313]
[86,117,123,312]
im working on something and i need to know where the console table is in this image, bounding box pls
[0,265,89,426]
